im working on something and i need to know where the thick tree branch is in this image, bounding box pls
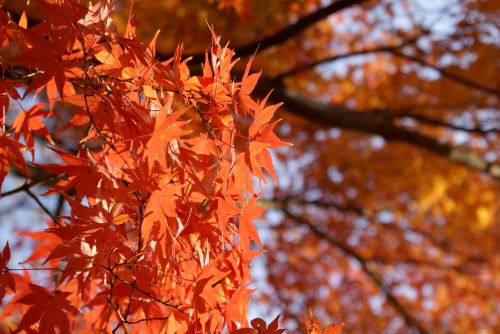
[255,78,500,179]
[281,206,429,334]
[183,0,368,63]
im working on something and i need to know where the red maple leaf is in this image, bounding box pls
[0,242,16,304]
[14,284,79,334]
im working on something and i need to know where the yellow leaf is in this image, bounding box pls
[143,85,157,99]
[19,11,28,29]
[476,207,492,229]
[94,50,120,68]
[111,214,129,225]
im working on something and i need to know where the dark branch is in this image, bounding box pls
[265,197,478,274]
[25,188,60,224]
[254,78,500,179]
[53,194,66,221]
[260,197,364,215]
[182,0,368,63]
[282,207,429,334]
[101,264,183,312]
[0,175,56,198]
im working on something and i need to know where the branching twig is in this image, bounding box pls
[0,175,56,197]
[282,207,429,334]
[24,188,60,225]
[274,35,422,80]
[254,77,500,180]
[390,50,500,97]
[101,264,183,312]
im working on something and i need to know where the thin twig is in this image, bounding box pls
[25,188,60,226]
[0,175,56,198]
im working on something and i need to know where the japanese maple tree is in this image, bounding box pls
[1,0,499,333]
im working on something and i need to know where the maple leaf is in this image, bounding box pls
[238,200,264,252]
[305,314,344,334]
[14,284,79,334]
[141,182,179,242]
[11,102,54,157]
[0,80,21,113]
[45,77,76,110]
[248,97,283,138]
[238,56,261,114]
[146,101,191,172]
[233,315,286,334]
[0,134,29,191]
[253,119,289,149]
[0,242,15,305]
[39,148,106,202]
[94,44,124,71]
[18,227,60,265]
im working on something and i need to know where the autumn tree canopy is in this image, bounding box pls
[0,0,499,333]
